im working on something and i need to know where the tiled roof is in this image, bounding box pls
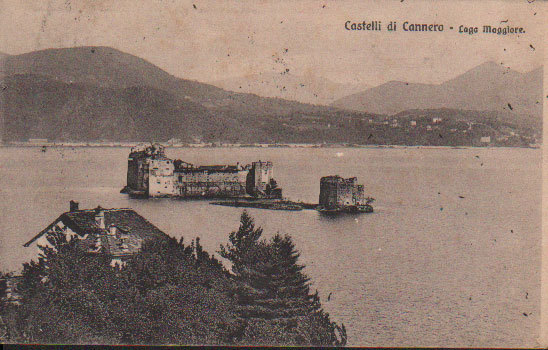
[102,233,144,257]
[61,209,165,239]
[24,208,167,257]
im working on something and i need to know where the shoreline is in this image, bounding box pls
[0,143,540,150]
[210,199,374,213]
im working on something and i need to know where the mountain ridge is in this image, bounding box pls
[1,46,347,114]
[331,61,543,117]
[0,47,541,146]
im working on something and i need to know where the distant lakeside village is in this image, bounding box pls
[1,112,541,149]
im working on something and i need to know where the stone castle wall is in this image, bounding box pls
[319,176,365,208]
[126,144,279,198]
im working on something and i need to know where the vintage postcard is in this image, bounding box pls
[0,0,546,347]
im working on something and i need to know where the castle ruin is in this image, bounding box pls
[125,144,282,199]
[319,176,366,209]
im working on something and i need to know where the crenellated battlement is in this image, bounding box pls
[124,144,282,199]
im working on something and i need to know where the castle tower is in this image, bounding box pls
[252,161,273,193]
[319,176,363,208]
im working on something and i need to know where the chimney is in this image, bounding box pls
[94,206,105,229]
[69,200,79,212]
[93,235,102,253]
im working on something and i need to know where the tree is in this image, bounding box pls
[218,210,263,276]
[116,236,239,345]
[4,212,347,346]
[265,179,279,196]
[9,228,122,344]
[6,230,239,345]
[219,211,347,346]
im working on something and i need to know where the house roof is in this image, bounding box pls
[24,208,167,257]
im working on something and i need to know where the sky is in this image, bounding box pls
[0,0,545,86]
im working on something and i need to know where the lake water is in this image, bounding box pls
[0,146,541,347]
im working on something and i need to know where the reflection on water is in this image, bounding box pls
[0,146,541,347]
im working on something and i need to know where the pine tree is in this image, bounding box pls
[255,234,316,317]
[218,210,263,276]
[219,212,347,346]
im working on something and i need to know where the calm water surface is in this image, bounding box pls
[0,146,541,347]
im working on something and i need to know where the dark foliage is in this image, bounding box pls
[2,212,346,346]
[219,211,347,346]
[3,229,238,345]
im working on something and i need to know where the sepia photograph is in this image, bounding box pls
[0,0,545,347]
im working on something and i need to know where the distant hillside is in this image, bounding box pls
[0,47,541,146]
[0,46,347,118]
[2,74,210,142]
[332,62,543,118]
[211,72,370,105]
[0,46,375,143]
[2,73,373,143]
[384,108,540,147]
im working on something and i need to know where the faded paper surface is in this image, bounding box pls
[0,0,546,347]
